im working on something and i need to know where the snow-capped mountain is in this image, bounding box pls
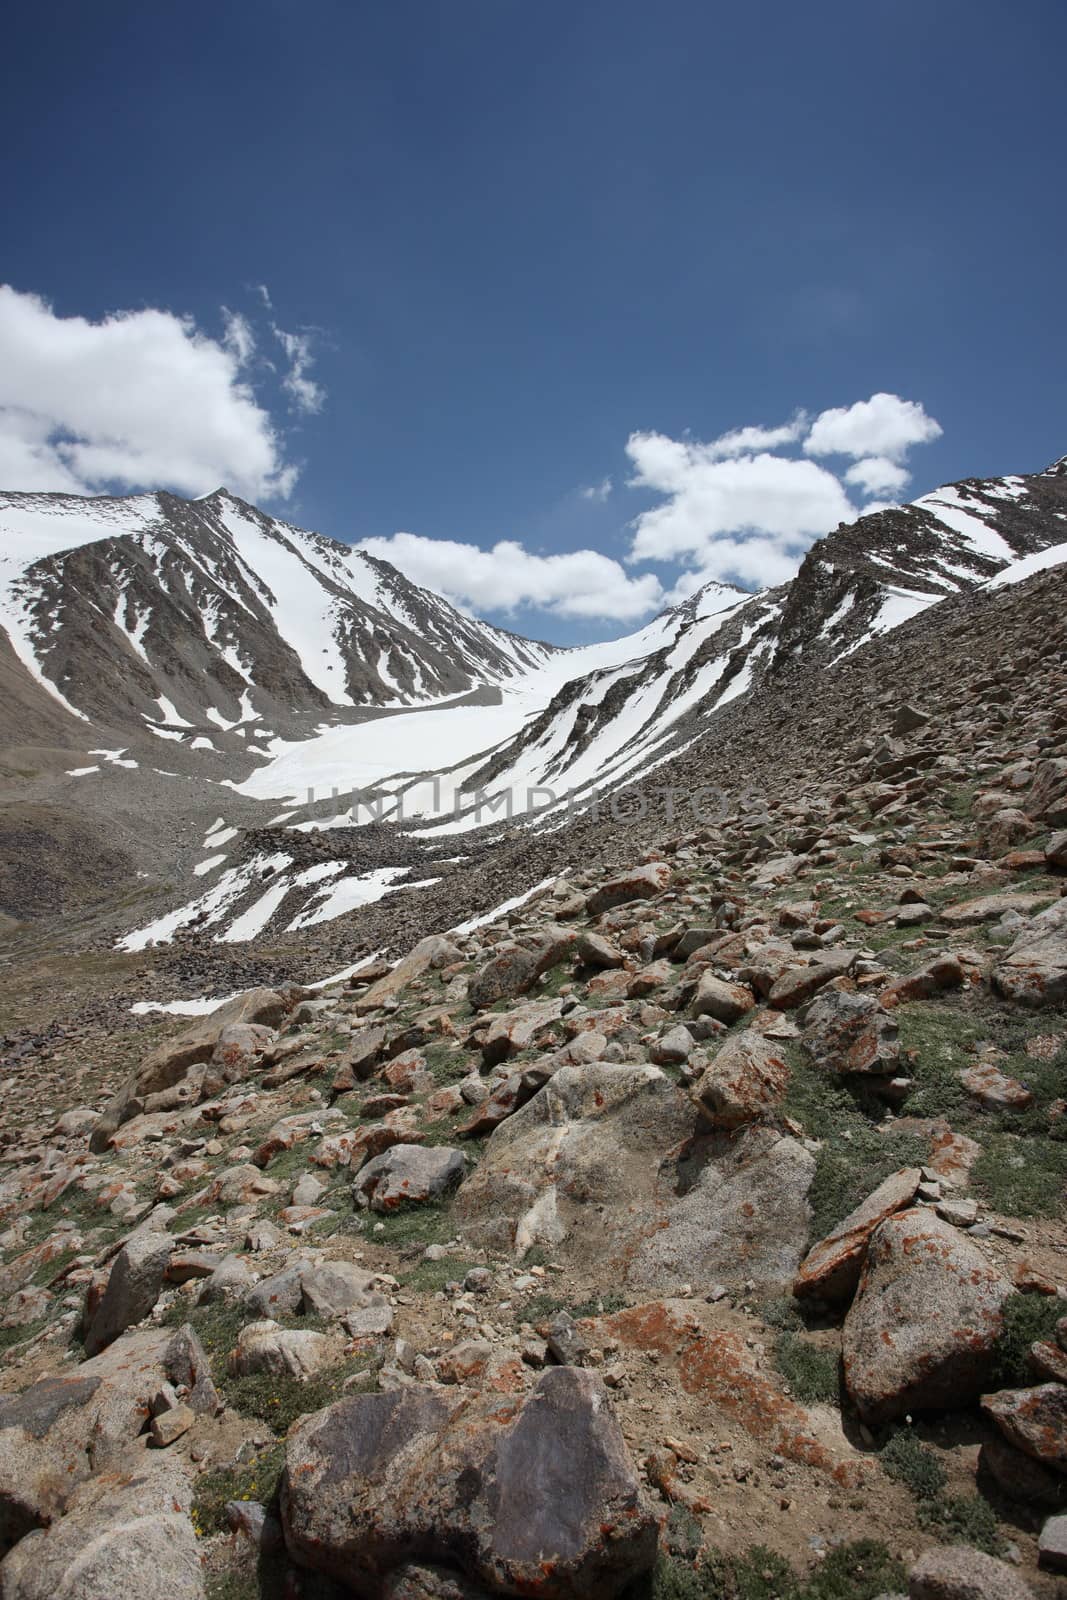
[1,457,1065,947]
[0,488,557,741]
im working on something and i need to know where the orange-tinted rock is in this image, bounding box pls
[982,1383,1067,1473]
[690,1031,788,1129]
[794,1168,921,1304]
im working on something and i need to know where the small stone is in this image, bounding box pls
[149,1403,195,1448]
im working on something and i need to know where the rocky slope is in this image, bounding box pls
[1,547,1067,1598]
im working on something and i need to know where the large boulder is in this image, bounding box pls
[353,1144,466,1212]
[907,1544,1035,1600]
[455,1062,813,1293]
[993,897,1067,1007]
[0,1454,203,1600]
[842,1210,1010,1422]
[0,1324,216,1550]
[689,1031,788,1128]
[280,1367,656,1599]
[247,1256,389,1324]
[91,988,288,1150]
[82,1228,173,1356]
[794,1168,922,1305]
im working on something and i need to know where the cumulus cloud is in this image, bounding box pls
[804,392,942,463]
[359,530,664,621]
[700,414,809,459]
[622,392,942,595]
[0,285,299,499]
[626,434,855,566]
[844,455,910,497]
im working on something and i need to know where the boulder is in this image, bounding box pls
[0,1324,216,1550]
[353,1144,465,1212]
[0,1454,203,1600]
[1039,1514,1067,1573]
[90,988,288,1150]
[690,1031,788,1128]
[585,863,672,917]
[1046,832,1067,871]
[794,1168,922,1304]
[230,1319,340,1380]
[907,1545,1034,1600]
[801,987,900,1076]
[354,936,462,1014]
[993,898,1067,1007]
[280,1367,656,1600]
[456,1060,813,1292]
[690,973,755,1024]
[468,946,543,1011]
[842,1210,1010,1422]
[767,950,854,1010]
[83,1229,172,1356]
[576,932,625,969]
[981,1383,1067,1474]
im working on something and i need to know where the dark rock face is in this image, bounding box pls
[280,1367,657,1599]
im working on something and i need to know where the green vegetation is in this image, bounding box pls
[520,1288,628,1325]
[774,1333,839,1405]
[222,1356,370,1435]
[895,998,1067,1217]
[192,1440,286,1536]
[879,1426,1003,1555]
[990,1291,1066,1387]
[782,1041,926,1236]
[402,1253,479,1293]
[643,1540,905,1600]
[917,1492,1004,1555]
[879,1430,947,1497]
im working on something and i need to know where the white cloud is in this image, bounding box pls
[804,392,941,462]
[701,414,809,459]
[222,307,256,367]
[0,285,298,500]
[273,325,324,416]
[626,433,855,575]
[359,530,664,621]
[844,455,910,498]
[579,476,613,502]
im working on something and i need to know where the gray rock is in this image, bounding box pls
[0,1324,216,1550]
[467,946,543,1010]
[456,1060,812,1293]
[353,1144,465,1212]
[908,1544,1034,1599]
[690,973,755,1024]
[993,898,1067,1007]
[196,1252,256,1306]
[800,987,900,1077]
[585,862,671,917]
[650,1025,694,1066]
[91,987,288,1150]
[982,1383,1067,1473]
[843,1210,1010,1422]
[280,1367,656,1599]
[1039,1513,1067,1573]
[231,1319,340,1380]
[0,1454,204,1599]
[689,1030,789,1128]
[83,1229,172,1356]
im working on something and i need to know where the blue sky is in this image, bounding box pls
[2,0,1065,642]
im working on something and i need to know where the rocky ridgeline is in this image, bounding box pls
[1,573,1067,1596]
